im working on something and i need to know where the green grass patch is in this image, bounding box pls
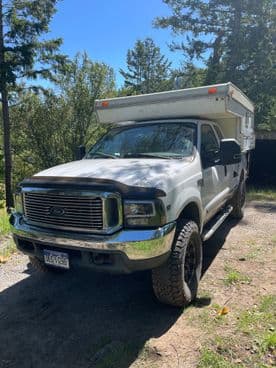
[0,206,14,263]
[198,348,243,368]
[223,266,252,286]
[246,249,262,260]
[0,239,16,263]
[0,208,11,236]
[188,302,229,334]
[198,297,276,367]
[237,309,265,334]
[259,295,276,313]
[238,295,276,334]
[235,296,276,366]
[93,341,141,368]
[247,186,276,201]
[260,332,276,353]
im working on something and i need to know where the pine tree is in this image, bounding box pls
[0,0,64,209]
[155,0,276,128]
[120,38,172,94]
[172,62,207,89]
[57,52,116,152]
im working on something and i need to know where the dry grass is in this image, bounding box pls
[0,207,16,263]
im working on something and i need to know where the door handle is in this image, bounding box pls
[197,179,204,187]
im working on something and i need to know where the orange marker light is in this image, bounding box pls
[101,101,109,107]
[208,87,217,94]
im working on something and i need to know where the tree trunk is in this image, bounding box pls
[227,0,242,83]
[0,0,14,210]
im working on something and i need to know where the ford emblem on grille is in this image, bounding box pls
[49,206,65,216]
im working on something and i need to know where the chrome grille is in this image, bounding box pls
[23,192,104,232]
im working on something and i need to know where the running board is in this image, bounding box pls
[202,205,233,241]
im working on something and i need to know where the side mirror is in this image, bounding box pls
[220,139,241,165]
[75,145,86,160]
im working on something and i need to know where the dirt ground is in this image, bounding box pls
[0,201,275,368]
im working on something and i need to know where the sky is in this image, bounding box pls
[48,0,184,87]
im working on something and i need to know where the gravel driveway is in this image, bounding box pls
[0,201,275,368]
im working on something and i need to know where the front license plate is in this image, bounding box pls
[43,249,69,269]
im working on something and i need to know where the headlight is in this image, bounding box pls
[124,200,166,227]
[14,192,23,214]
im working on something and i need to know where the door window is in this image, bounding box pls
[201,125,220,168]
[213,125,224,141]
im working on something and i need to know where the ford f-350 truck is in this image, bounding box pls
[11,82,255,307]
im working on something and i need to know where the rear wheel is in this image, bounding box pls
[152,220,202,307]
[29,256,65,274]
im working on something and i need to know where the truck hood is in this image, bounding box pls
[34,158,192,193]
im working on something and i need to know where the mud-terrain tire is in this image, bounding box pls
[230,179,246,220]
[29,256,65,274]
[152,220,202,307]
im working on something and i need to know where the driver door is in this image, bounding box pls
[200,124,228,221]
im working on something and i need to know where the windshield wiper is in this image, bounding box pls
[124,153,172,159]
[88,151,118,159]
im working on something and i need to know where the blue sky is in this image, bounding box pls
[48,0,185,87]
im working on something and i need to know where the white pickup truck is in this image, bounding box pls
[11,82,255,307]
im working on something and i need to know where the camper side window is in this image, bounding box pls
[201,125,220,168]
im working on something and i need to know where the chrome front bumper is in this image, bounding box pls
[11,213,176,261]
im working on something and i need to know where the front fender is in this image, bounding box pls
[165,181,203,232]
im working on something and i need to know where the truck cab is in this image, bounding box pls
[11,83,255,307]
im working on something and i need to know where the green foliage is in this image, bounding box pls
[0,186,4,203]
[172,62,207,89]
[1,0,65,88]
[247,186,276,201]
[11,92,73,175]
[0,0,66,207]
[120,37,172,94]
[1,52,116,186]
[57,52,115,148]
[155,0,276,129]
[0,149,3,186]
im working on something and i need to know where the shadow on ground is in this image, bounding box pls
[202,217,239,275]
[251,201,276,213]
[0,218,238,368]
[0,268,181,368]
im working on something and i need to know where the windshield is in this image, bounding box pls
[86,122,197,159]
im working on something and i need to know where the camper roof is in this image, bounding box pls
[95,82,254,124]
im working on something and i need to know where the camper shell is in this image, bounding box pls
[95,82,255,152]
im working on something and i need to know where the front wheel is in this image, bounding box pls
[152,220,202,307]
[230,179,246,219]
